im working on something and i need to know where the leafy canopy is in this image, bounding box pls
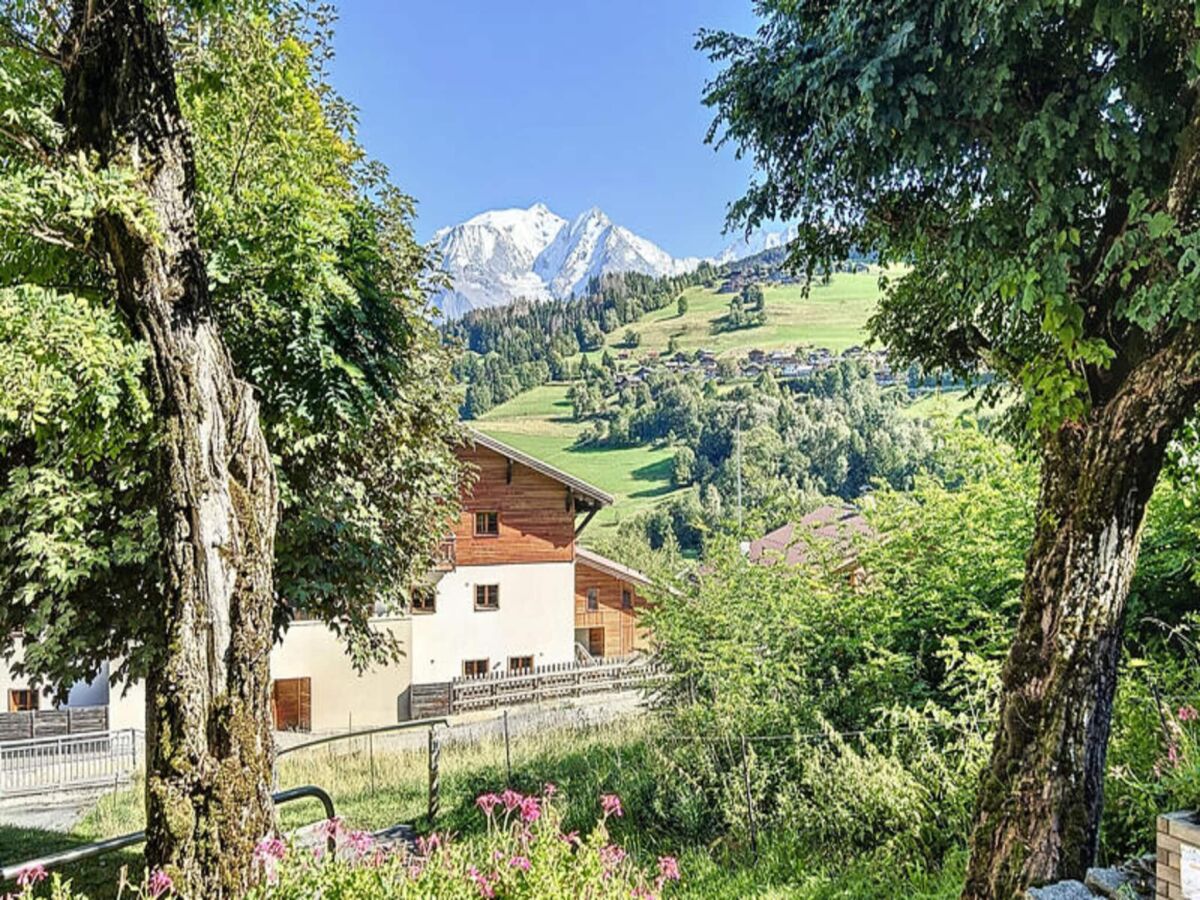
[0,3,462,690]
[702,2,1200,429]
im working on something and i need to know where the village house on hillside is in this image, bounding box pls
[0,431,653,736]
[747,504,874,584]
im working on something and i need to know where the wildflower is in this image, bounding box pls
[600,843,627,870]
[1180,705,1199,722]
[319,816,345,842]
[509,855,532,871]
[501,788,523,812]
[417,833,443,856]
[16,865,47,887]
[559,830,582,847]
[147,868,174,899]
[253,836,287,863]
[346,830,374,856]
[631,888,659,900]
[600,793,624,818]
[543,782,558,798]
[467,865,496,899]
[519,795,542,823]
[1169,742,1181,767]
[658,855,681,882]
[476,792,502,816]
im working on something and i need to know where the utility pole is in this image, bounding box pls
[735,406,743,533]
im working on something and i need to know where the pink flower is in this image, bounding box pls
[416,833,442,856]
[1169,742,1181,767]
[319,817,344,841]
[253,836,287,863]
[16,864,47,887]
[508,855,532,871]
[519,795,542,823]
[600,793,624,818]
[658,855,681,881]
[632,888,659,900]
[147,868,174,898]
[543,782,558,798]
[559,830,581,847]
[476,792,501,815]
[501,788,523,812]
[346,830,374,856]
[1179,705,1199,722]
[467,865,496,899]
[599,843,627,870]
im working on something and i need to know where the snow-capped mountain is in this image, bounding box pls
[714,224,800,266]
[431,204,701,318]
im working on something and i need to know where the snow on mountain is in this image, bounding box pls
[431,203,701,317]
[715,224,800,266]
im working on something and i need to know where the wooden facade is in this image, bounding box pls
[574,552,650,658]
[453,444,579,566]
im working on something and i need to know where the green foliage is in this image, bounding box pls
[676,295,688,317]
[670,446,695,487]
[0,4,462,688]
[702,1,1200,428]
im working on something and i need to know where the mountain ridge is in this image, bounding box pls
[431,203,791,318]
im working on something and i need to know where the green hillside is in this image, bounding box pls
[472,384,685,538]
[473,272,884,536]
[595,269,882,361]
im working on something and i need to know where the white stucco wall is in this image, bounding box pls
[410,561,575,684]
[0,643,112,710]
[269,617,412,733]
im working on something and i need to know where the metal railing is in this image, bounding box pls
[0,728,140,797]
[450,655,663,713]
[0,785,337,884]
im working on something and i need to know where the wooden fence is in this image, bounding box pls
[0,706,108,743]
[410,656,664,718]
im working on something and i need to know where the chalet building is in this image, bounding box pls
[574,547,651,659]
[747,504,874,584]
[0,431,654,738]
[408,431,613,684]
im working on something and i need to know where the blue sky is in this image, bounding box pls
[330,1,762,258]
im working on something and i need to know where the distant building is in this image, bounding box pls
[747,504,874,584]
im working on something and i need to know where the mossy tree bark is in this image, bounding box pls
[60,1,278,893]
[962,324,1200,898]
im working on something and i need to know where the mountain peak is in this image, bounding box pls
[432,204,698,317]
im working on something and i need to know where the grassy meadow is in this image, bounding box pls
[598,270,883,360]
[472,272,885,538]
[3,717,965,899]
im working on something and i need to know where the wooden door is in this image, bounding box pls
[272,678,311,732]
[587,627,605,658]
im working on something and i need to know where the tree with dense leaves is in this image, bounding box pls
[702,3,1200,896]
[0,1,460,892]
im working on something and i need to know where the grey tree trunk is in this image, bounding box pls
[60,1,278,893]
[962,325,1200,898]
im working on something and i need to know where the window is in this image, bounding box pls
[622,588,633,610]
[474,511,499,536]
[508,656,534,674]
[412,585,436,614]
[463,659,490,678]
[7,689,37,713]
[474,584,500,610]
[586,587,599,611]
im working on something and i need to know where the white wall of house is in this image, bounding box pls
[0,642,112,712]
[269,617,412,733]
[411,561,575,684]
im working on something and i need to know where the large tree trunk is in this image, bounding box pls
[962,327,1200,899]
[60,1,278,894]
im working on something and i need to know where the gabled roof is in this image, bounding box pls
[748,505,873,568]
[576,546,652,586]
[466,429,614,509]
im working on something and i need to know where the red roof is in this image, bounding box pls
[747,505,873,568]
